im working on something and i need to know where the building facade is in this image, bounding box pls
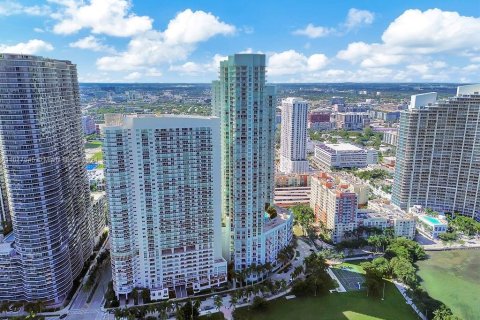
[0,54,93,304]
[104,115,227,300]
[310,173,358,243]
[279,97,309,174]
[212,54,292,272]
[313,143,369,169]
[335,112,369,130]
[308,109,332,130]
[382,129,399,147]
[392,85,480,220]
[82,115,97,135]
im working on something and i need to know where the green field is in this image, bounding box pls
[89,151,103,162]
[85,140,102,149]
[416,249,480,319]
[234,282,418,320]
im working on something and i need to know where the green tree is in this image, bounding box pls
[390,257,417,287]
[213,295,223,311]
[251,296,268,311]
[141,288,151,304]
[291,204,315,236]
[433,304,461,320]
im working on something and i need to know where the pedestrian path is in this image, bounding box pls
[393,281,427,320]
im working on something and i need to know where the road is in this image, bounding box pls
[67,254,112,320]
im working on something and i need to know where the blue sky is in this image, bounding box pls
[0,0,479,82]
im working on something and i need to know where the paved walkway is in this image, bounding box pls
[393,281,427,320]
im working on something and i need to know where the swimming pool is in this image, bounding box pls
[85,163,98,171]
[420,215,443,225]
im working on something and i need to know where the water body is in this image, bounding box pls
[416,249,480,319]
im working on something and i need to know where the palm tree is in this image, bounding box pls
[229,292,239,310]
[213,295,223,311]
[264,262,273,276]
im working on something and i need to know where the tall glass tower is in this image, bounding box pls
[212,54,279,271]
[392,84,480,220]
[0,54,93,304]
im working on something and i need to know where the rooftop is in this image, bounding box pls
[320,143,363,152]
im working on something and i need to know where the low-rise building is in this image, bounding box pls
[313,143,369,169]
[360,200,416,239]
[335,112,369,130]
[274,187,311,208]
[416,215,448,240]
[262,209,294,266]
[308,109,333,130]
[382,129,399,147]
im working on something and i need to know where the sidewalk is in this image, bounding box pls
[392,281,427,320]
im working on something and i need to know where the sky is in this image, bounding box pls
[0,0,479,83]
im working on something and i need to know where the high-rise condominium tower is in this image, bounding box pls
[279,97,309,174]
[212,54,292,272]
[0,54,93,304]
[104,115,227,300]
[392,84,480,220]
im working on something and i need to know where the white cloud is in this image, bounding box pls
[163,9,235,44]
[382,9,480,54]
[169,54,227,76]
[268,50,327,76]
[293,8,374,39]
[69,36,115,53]
[124,71,142,81]
[337,9,480,69]
[463,64,480,72]
[344,8,374,30]
[33,27,45,33]
[0,0,50,16]
[51,0,153,37]
[292,24,332,38]
[97,9,235,71]
[0,39,53,54]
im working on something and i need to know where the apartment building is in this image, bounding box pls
[103,114,227,300]
[335,112,369,130]
[212,54,292,273]
[310,173,358,243]
[308,109,333,130]
[279,97,309,173]
[382,129,399,147]
[392,84,480,220]
[0,54,94,305]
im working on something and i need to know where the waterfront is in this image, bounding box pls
[416,249,480,319]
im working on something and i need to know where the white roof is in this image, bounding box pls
[325,143,363,152]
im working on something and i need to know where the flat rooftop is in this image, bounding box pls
[319,143,363,152]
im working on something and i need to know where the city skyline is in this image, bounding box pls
[0,0,479,83]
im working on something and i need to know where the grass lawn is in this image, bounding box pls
[293,225,304,237]
[234,282,418,320]
[333,260,367,274]
[199,312,225,320]
[85,140,102,149]
[416,249,480,319]
[89,151,103,162]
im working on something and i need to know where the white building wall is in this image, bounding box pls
[279,97,309,173]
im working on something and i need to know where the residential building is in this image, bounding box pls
[279,97,309,173]
[91,192,107,243]
[366,149,378,165]
[313,143,369,169]
[275,173,311,188]
[369,109,400,122]
[274,187,311,208]
[392,85,480,220]
[103,114,227,300]
[360,200,416,239]
[310,173,358,243]
[308,109,332,130]
[212,54,292,272]
[383,129,399,147]
[335,112,369,130]
[82,115,97,135]
[0,54,94,305]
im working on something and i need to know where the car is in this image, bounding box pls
[59,315,68,319]
[309,248,315,252]
[204,306,214,311]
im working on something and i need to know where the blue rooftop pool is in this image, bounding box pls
[420,215,444,225]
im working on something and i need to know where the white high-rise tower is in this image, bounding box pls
[104,114,227,300]
[279,97,309,173]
